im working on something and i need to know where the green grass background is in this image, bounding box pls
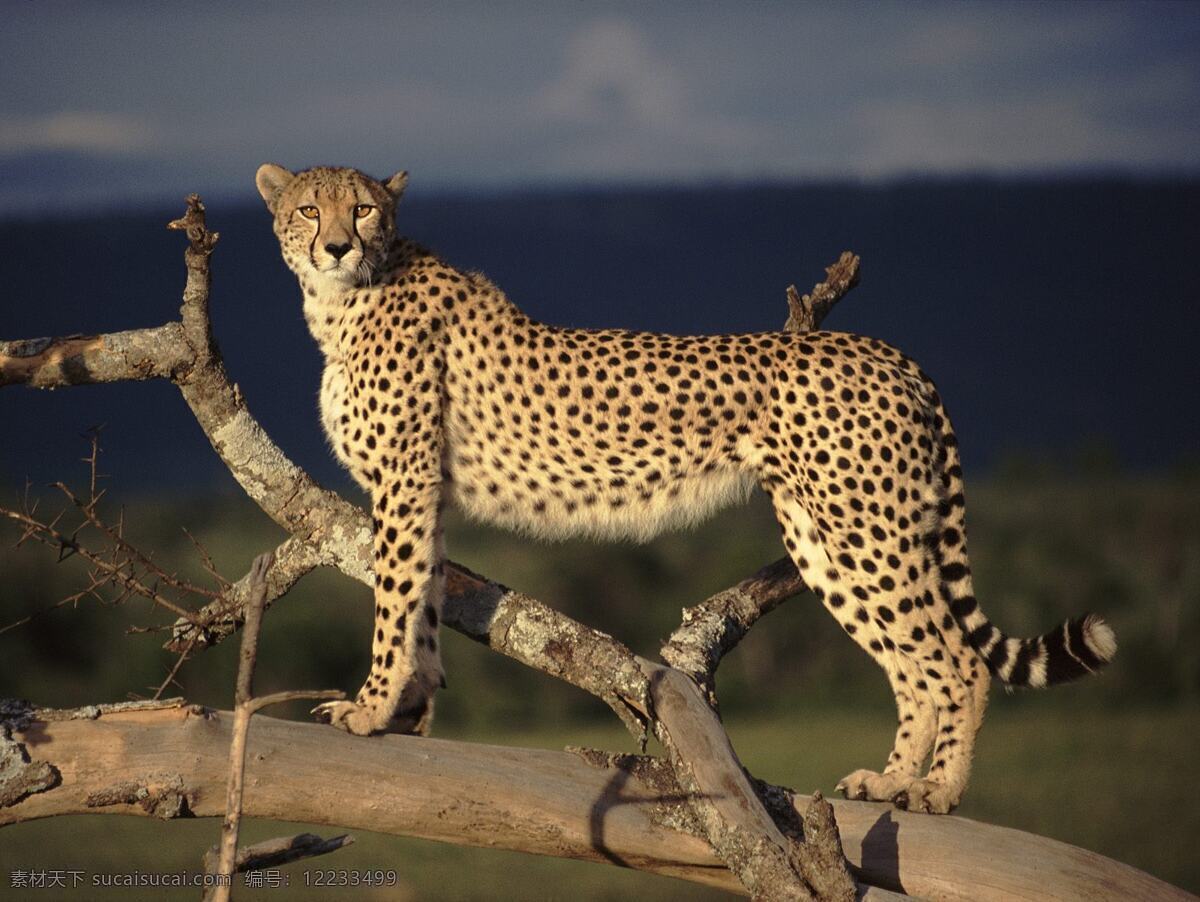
[2,460,1198,899]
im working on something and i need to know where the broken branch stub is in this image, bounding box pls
[785,251,860,334]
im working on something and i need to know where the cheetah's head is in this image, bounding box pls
[255,164,408,291]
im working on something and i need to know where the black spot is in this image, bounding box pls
[940,562,968,582]
[950,595,978,618]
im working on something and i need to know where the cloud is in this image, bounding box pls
[0,1,1196,212]
[0,112,158,156]
[529,17,767,178]
[535,18,685,127]
[840,54,1200,175]
[888,9,1120,73]
[845,97,1103,173]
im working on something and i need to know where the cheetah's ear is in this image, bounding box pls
[255,163,295,213]
[384,170,409,202]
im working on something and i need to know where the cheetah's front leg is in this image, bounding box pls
[314,476,445,736]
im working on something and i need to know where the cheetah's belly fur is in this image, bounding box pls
[442,325,768,542]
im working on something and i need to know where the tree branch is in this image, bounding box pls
[639,661,854,900]
[0,325,191,388]
[442,571,855,897]
[660,557,805,710]
[2,704,1188,902]
[167,536,323,651]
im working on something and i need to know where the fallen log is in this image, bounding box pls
[3,704,1186,901]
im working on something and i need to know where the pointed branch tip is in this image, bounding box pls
[167,195,218,252]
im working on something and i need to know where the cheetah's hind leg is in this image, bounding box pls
[836,653,939,805]
[763,474,976,814]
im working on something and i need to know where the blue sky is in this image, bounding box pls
[2,1,1198,212]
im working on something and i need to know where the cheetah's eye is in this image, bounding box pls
[298,206,320,220]
[355,204,375,219]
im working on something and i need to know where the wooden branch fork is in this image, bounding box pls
[0,198,1184,900]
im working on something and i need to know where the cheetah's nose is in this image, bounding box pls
[325,242,352,260]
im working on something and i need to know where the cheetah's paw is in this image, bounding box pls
[835,769,915,803]
[311,700,385,736]
[890,778,960,815]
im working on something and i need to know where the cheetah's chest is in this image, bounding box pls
[319,360,357,473]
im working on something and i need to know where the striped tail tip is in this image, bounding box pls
[1040,613,1117,687]
[1083,614,1118,662]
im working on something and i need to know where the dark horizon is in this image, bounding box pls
[2,163,1198,223]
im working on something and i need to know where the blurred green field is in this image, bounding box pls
[2,464,1198,897]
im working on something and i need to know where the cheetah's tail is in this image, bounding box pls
[928,397,1116,689]
[949,597,1117,689]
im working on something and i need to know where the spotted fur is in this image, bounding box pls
[257,164,1116,813]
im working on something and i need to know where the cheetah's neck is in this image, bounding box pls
[300,238,428,358]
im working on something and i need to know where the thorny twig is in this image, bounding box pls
[184,527,232,592]
[152,629,202,701]
[0,431,249,698]
[50,480,217,601]
[1,504,204,626]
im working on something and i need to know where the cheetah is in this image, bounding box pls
[255,163,1116,814]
